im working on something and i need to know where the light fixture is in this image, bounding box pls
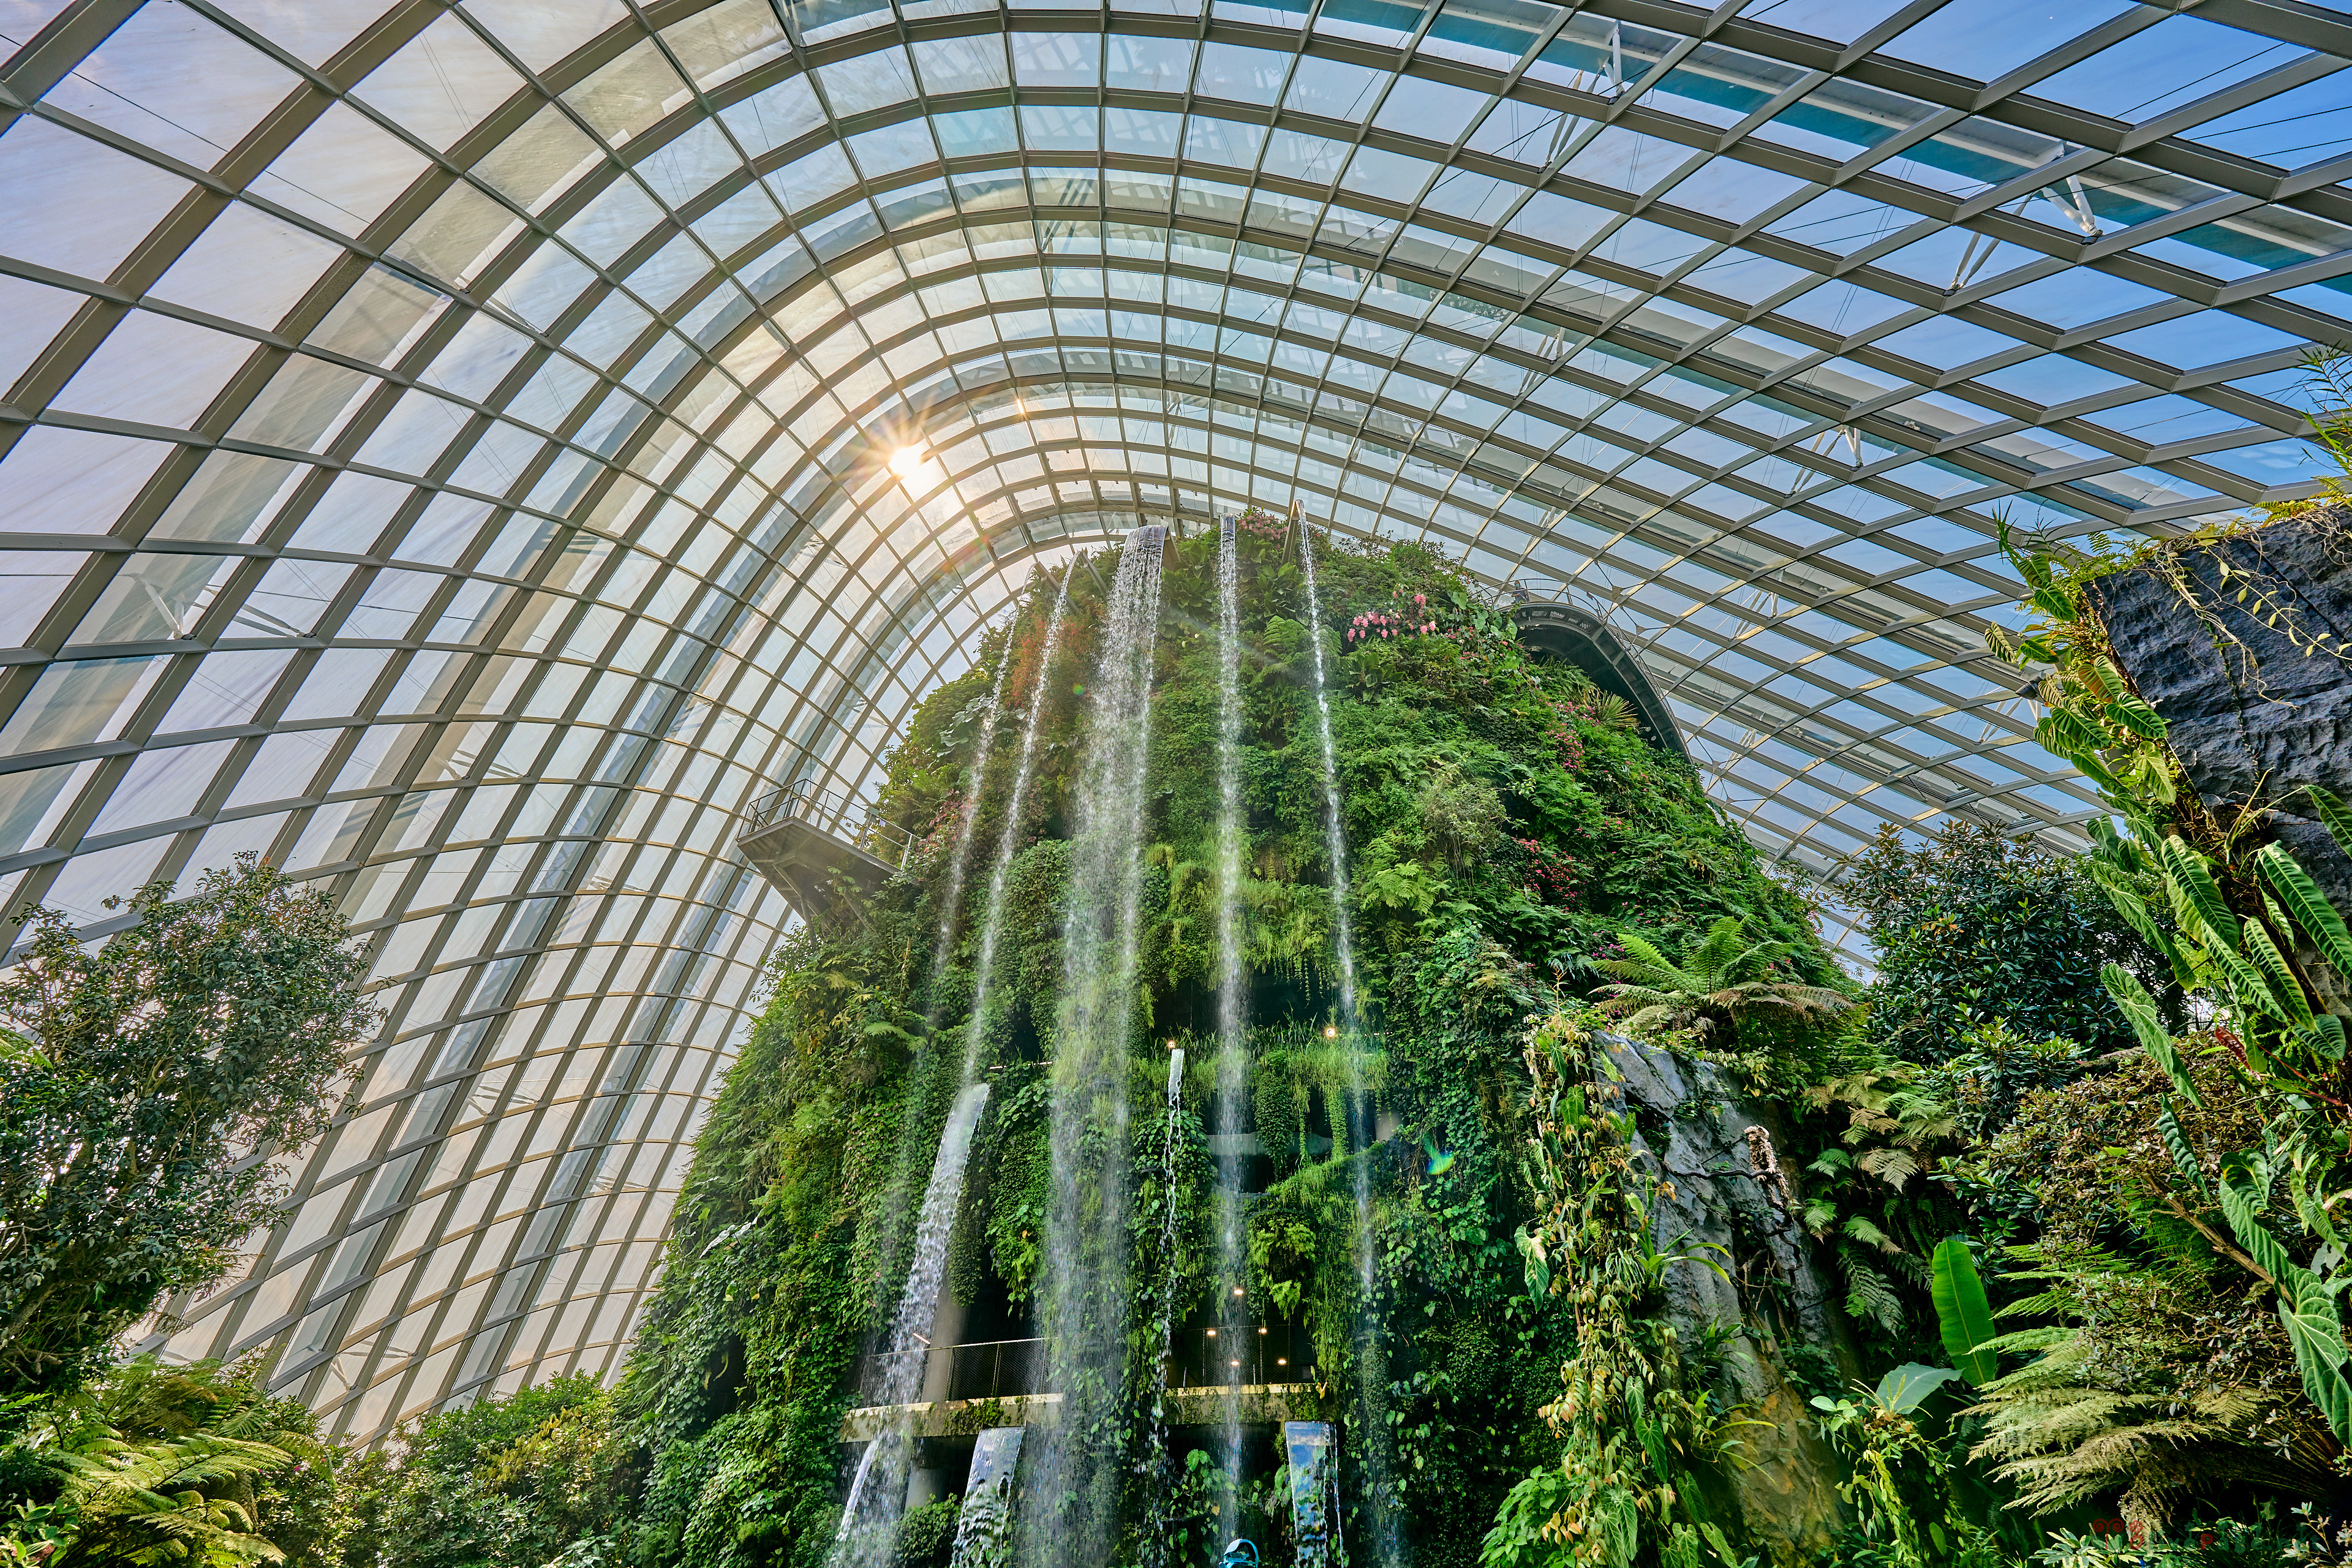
[1324,1025,1338,1039]
[1257,1327,1268,1335]
[1205,1329,1216,1337]
[1232,1286,1244,1297]
[889,445,926,480]
[1277,1357,1287,1366]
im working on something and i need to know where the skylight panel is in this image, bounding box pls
[1762,189,1918,257]
[1880,0,2146,85]
[1371,74,1494,143]
[1417,0,1556,70]
[2182,69,2352,168]
[2025,15,2305,124]
[2101,307,2305,371]
[1529,13,1678,96]
[1750,78,1941,164]
[1315,0,1432,50]
[1194,42,1293,106]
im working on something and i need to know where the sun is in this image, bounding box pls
[888,445,926,480]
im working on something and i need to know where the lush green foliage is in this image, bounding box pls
[0,1355,341,1568]
[0,856,377,1396]
[616,528,1825,1568]
[336,1375,625,1568]
[1842,824,2168,1064]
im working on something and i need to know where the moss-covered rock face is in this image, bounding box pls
[618,529,1834,1568]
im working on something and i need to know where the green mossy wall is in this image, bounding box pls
[616,529,1834,1568]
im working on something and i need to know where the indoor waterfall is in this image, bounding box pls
[1212,514,1251,1532]
[1035,526,1167,1568]
[869,612,1019,1329]
[959,567,1077,1082]
[1141,1046,1189,1568]
[1297,524,1397,1567]
[839,570,1074,1568]
[832,1080,994,1568]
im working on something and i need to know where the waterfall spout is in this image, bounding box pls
[1297,524,1398,1568]
[1036,527,1166,1568]
[949,1428,1025,1568]
[832,1081,995,1568]
[1212,514,1250,1536]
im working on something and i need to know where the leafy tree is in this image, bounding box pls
[0,856,377,1396]
[1842,823,2169,1065]
[1594,913,1850,1043]
[336,1376,622,1568]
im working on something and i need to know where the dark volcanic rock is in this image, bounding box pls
[2089,506,2352,907]
[1596,1035,1848,1560]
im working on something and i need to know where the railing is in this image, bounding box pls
[845,1327,1314,1410]
[741,778,913,868]
[848,1337,1044,1407]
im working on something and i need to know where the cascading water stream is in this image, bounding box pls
[832,1080,992,1568]
[870,617,1020,1319]
[958,567,1077,1083]
[1297,524,1400,1568]
[1140,1046,1188,1568]
[833,571,1076,1568]
[1212,514,1251,1532]
[1036,527,1166,1568]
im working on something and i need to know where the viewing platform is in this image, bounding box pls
[1511,600,1689,762]
[736,779,911,921]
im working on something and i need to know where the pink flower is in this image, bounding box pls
[1414,594,1426,606]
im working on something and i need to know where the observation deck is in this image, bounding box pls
[736,780,911,922]
[1510,600,1689,762]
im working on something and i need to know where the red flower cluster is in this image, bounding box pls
[1513,837,1581,908]
[1347,590,1439,644]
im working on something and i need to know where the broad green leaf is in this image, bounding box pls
[2156,1101,2211,1197]
[2106,694,2167,740]
[1931,1238,1997,1386]
[2305,1014,2349,1063]
[2101,961,2201,1106]
[2243,917,2315,1028]
[2216,1171,2313,1297]
[2280,1294,2352,1446]
[2070,747,2128,799]
[2030,586,2073,621]
[2162,836,2240,954]
[2086,862,2192,987]
[1874,1362,1962,1415]
[2257,842,2352,978]
[2311,785,2352,862]
[2088,816,2145,873]
[2036,709,2101,758]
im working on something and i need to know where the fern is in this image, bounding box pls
[1839,1253,1905,1333]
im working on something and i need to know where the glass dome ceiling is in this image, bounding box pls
[0,0,2346,1440]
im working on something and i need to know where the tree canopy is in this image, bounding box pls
[0,855,377,1395]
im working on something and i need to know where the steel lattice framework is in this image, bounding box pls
[0,0,2346,1441]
